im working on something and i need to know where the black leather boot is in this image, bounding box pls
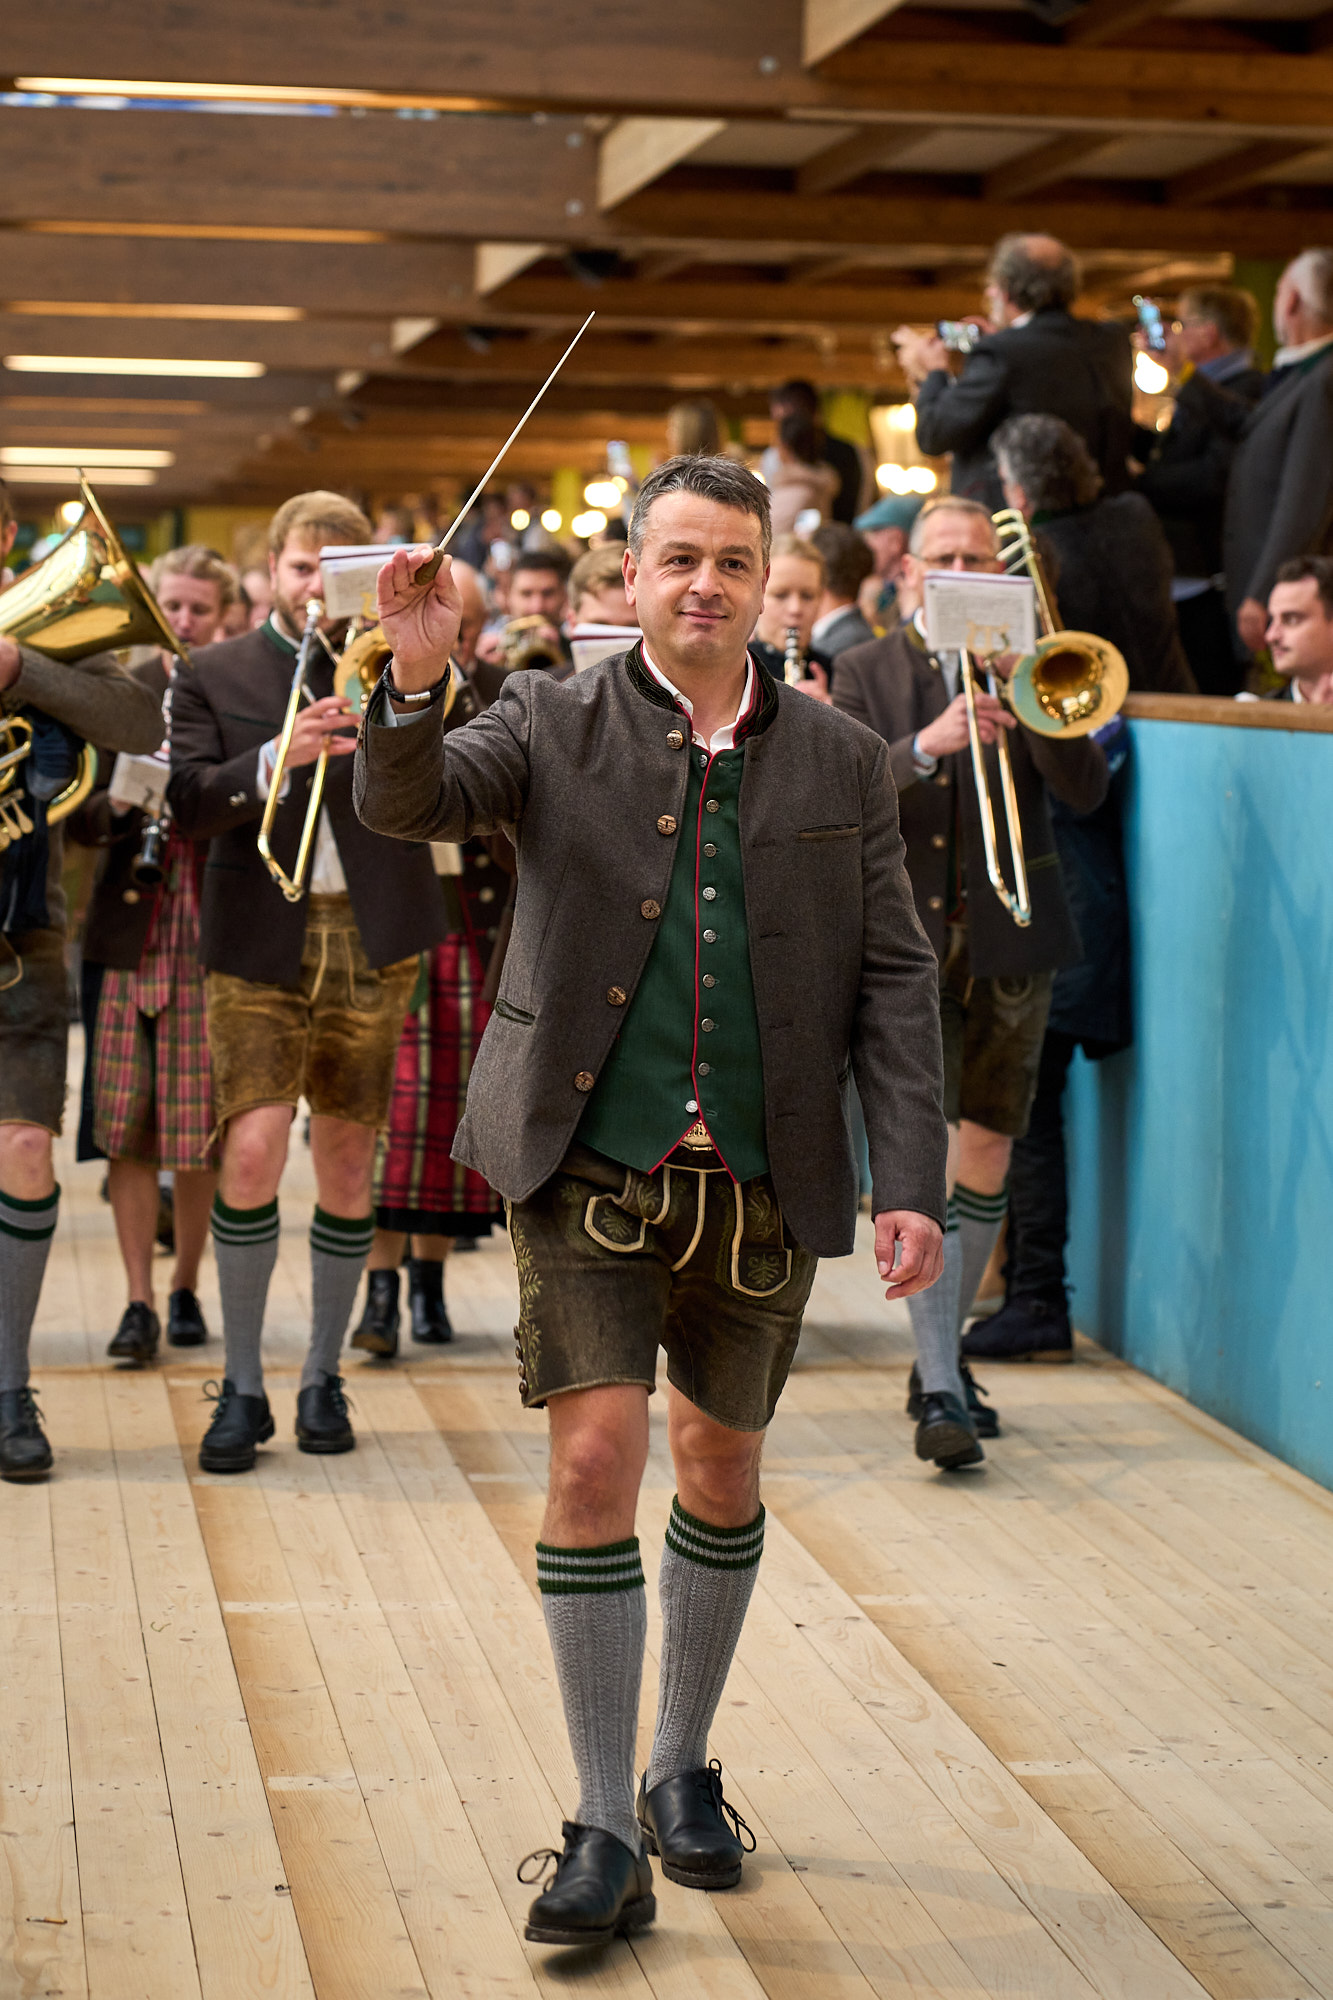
[962,1296,1073,1362]
[350,1269,400,1359]
[637,1761,755,1889]
[520,1823,655,1946]
[907,1360,999,1437]
[107,1301,160,1365]
[198,1378,274,1473]
[914,1391,985,1469]
[167,1288,208,1347]
[408,1258,452,1344]
[295,1374,355,1454]
[0,1388,54,1481]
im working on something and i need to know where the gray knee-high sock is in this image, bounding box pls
[0,1186,59,1393]
[302,1207,374,1390]
[211,1195,279,1398]
[647,1498,765,1789]
[907,1197,965,1402]
[537,1539,646,1853]
[953,1182,1009,1336]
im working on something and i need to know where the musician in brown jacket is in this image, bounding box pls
[167,491,447,1471]
[355,455,947,1948]
[832,495,1107,1468]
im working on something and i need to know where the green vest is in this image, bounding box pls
[577,732,769,1181]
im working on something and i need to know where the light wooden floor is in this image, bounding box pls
[9,1054,1333,1999]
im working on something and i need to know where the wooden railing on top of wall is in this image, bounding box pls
[1123,693,1333,732]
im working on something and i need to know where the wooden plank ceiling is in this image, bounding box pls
[3,0,1332,508]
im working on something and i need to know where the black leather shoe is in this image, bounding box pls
[907,1361,998,1438]
[915,1391,985,1469]
[167,1288,208,1347]
[408,1258,452,1344]
[350,1269,399,1358]
[295,1374,355,1454]
[637,1761,755,1890]
[107,1301,160,1365]
[198,1378,274,1473]
[0,1388,53,1481]
[520,1822,655,1947]
[962,1297,1073,1363]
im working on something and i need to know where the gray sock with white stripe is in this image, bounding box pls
[537,1538,646,1853]
[647,1498,765,1789]
[907,1196,965,1403]
[0,1185,59,1394]
[953,1182,1009,1334]
[302,1207,375,1390]
[211,1195,280,1398]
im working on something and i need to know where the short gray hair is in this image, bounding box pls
[908,496,995,556]
[993,413,1102,515]
[1285,249,1333,324]
[628,453,771,564]
[988,232,1079,315]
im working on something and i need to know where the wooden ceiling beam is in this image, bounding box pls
[796,124,939,197]
[0,312,398,370]
[1167,140,1332,206]
[395,328,900,389]
[983,133,1118,203]
[598,119,725,209]
[803,1,907,67]
[491,275,981,327]
[1062,0,1180,48]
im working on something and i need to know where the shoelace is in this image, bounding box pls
[703,1761,756,1852]
[517,1845,564,1890]
[322,1375,352,1418]
[201,1378,231,1414]
[959,1362,992,1405]
[8,1386,45,1433]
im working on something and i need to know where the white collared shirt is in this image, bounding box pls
[640,645,756,752]
[1273,331,1333,368]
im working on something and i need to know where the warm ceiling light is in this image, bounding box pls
[1,446,175,467]
[583,478,622,509]
[1134,350,1170,395]
[25,220,390,245]
[12,466,158,486]
[540,508,563,532]
[59,500,84,525]
[571,510,607,540]
[3,356,266,377]
[2,397,211,415]
[510,508,530,531]
[16,75,495,113]
[6,301,305,322]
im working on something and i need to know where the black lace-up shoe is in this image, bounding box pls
[107,1301,160,1365]
[962,1296,1073,1362]
[520,1822,655,1946]
[408,1258,452,1344]
[198,1378,274,1473]
[295,1374,355,1454]
[167,1289,208,1347]
[350,1270,399,1358]
[914,1391,985,1470]
[0,1388,54,1481]
[907,1361,999,1437]
[637,1760,756,1889]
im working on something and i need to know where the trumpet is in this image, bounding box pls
[958,511,1130,930]
[255,607,404,904]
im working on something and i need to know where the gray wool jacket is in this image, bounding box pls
[354,647,947,1258]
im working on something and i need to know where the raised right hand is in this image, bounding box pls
[376,544,462,693]
[280,695,358,769]
[916,690,1015,759]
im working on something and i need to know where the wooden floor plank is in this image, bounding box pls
[41,1373,203,2000]
[0,1421,87,2000]
[101,1374,313,2000]
[169,1387,431,2000]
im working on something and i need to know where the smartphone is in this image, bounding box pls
[937,319,982,354]
[1133,295,1167,352]
[607,439,635,482]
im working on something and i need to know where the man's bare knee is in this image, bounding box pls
[670,1398,764,1526]
[544,1386,649,1545]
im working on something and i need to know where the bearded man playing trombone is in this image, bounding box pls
[167,490,448,1471]
[831,496,1107,1468]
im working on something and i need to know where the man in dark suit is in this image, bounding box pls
[1131,285,1264,694]
[1225,250,1333,657]
[356,454,946,1947]
[809,522,876,663]
[832,497,1107,1451]
[168,490,448,1471]
[894,233,1133,512]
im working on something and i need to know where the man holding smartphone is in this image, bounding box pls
[168,491,447,1470]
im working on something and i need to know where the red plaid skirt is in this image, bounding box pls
[373,931,502,1235]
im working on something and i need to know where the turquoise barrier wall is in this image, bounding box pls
[1065,717,1333,1489]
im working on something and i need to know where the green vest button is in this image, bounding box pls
[701,1018,715,1032]
[702,886,717,901]
[702,929,716,943]
[698,1062,711,1076]
[705,799,719,813]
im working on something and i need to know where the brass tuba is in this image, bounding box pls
[0,478,185,845]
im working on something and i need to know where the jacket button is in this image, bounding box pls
[574,1071,596,1092]
[705,799,719,813]
[229,791,247,807]
[666,729,685,750]
[928,895,944,911]
[934,773,950,787]
[640,899,661,920]
[606,986,627,1006]
[931,833,946,850]
[657,815,677,836]
[122,888,140,905]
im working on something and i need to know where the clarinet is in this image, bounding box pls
[783,624,805,686]
[130,658,179,887]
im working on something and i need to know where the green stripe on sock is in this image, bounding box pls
[536,1537,646,1595]
[665,1498,765,1571]
[0,1186,60,1243]
[944,1194,959,1234]
[952,1183,1008,1224]
[211,1195,279,1246]
[0,1186,60,1213]
[310,1207,374,1258]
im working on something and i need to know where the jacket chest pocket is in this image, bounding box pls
[797,824,861,842]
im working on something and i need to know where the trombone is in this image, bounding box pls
[955,510,1129,930]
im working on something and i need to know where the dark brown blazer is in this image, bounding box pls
[833,624,1108,978]
[167,622,447,986]
[355,646,947,1258]
[71,654,183,971]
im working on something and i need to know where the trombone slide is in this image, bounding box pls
[960,647,1032,929]
[256,598,326,904]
